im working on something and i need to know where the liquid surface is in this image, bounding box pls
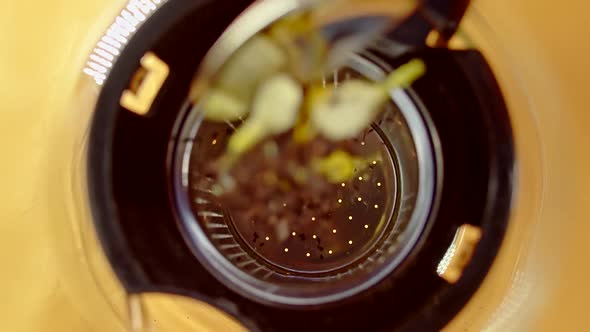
[188,121,397,275]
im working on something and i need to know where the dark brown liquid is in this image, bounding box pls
[188,121,397,276]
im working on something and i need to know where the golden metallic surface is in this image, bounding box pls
[0,0,589,331]
[120,52,170,115]
[437,225,483,284]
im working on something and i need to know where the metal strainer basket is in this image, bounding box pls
[172,52,436,306]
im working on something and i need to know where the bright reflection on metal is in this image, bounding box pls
[83,0,166,85]
[437,224,483,284]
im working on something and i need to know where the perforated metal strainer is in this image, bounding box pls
[172,51,437,306]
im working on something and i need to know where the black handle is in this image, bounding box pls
[389,0,471,45]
